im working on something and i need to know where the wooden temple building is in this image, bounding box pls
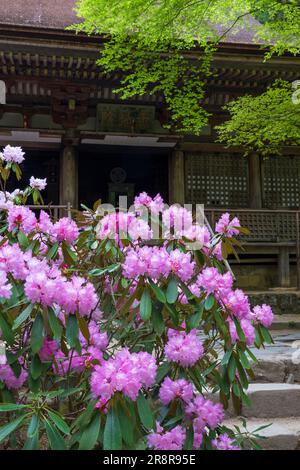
[0,0,300,290]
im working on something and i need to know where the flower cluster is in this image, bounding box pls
[123,246,195,282]
[90,348,157,402]
[215,212,241,237]
[0,145,25,164]
[134,192,164,216]
[148,424,186,451]
[159,377,194,405]
[165,328,204,367]
[97,211,152,241]
[212,434,240,451]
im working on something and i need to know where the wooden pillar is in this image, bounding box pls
[278,246,290,288]
[248,153,262,208]
[169,149,185,205]
[60,133,78,211]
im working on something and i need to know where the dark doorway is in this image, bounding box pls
[6,149,60,205]
[78,145,169,208]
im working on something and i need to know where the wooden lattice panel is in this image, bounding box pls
[185,152,248,207]
[263,155,300,209]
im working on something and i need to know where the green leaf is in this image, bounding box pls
[47,242,59,260]
[117,402,135,447]
[0,415,27,443]
[238,350,251,369]
[187,304,204,331]
[0,314,14,346]
[17,231,29,249]
[259,325,273,344]
[45,418,66,450]
[156,362,171,383]
[166,277,178,304]
[233,317,246,343]
[140,288,152,321]
[77,315,90,342]
[204,294,215,311]
[183,425,194,450]
[48,308,63,342]
[27,414,39,438]
[30,313,44,353]
[228,355,237,382]
[103,407,122,450]
[79,413,100,450]
[62,241,78,265]
[221,348,233,366]
[164,303,179,327]
[137,392,154,430]
[23,432,39,450]
[30,354,42,380]
[47,410,70,435]
[66,315,80,351]
[151,301,165,335]
[0,403,27,412]
[12,304,34,331]
[149,280,166,303]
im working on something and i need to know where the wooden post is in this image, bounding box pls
[60,132,78,211]
[248,153,262,208]
[278,246,290,288]
[169,149,185,205]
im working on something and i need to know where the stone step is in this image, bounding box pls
[271,315,300,330]
[238,383,300,418]
[224,417,300,450]
[249,329,300,383]
[247,291,300,316]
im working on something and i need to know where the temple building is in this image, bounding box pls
[0,0,300,290]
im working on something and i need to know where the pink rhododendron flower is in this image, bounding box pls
[165,329,204,367]
[52,217,79,244]
[0,363,28,390]
[2,145,25,164]
[0,271,12,299]
[159,377,194,405]
[29,177,47,191]
[186,395,224,431]
[169,249,195,282]
[222,289,251,320]
[0,244,28,280]
[198,268,233,295]
[90,348,157,402]
[148,424,186,451]
[7,205,37,234]
[212,434,240,450]
[215,213,241,237]
[229,318,255,346]
[97,212,152,241]
[134,192,164,216]
[162,205,193,236]
[39,338,59,362]
[252,304,274,328]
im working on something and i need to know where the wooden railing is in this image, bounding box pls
[205,208,300,289]
[26,203,72,220]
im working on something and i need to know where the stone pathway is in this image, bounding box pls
[224,317,300,449]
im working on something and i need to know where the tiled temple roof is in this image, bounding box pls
[0,0,262,45]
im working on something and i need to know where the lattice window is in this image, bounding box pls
[185,152,248,207]
[263,155,300,208]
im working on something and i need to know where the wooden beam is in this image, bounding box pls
[169,149,185,205]
[59,136,78,210]
[248,153,262,208]
[278,246,290,288]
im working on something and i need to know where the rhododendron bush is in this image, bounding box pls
[0,147,274,451]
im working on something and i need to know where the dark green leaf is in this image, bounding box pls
[27,415,39,438]
[103,407,122,450]
[48,308,63,342]
[30,354,42,380]
[44,419,66,450]
[151,302,165,335]
[66,315,80,351]
[47,410,70,435]
[140,288,152,321]
[12,304,34,331]
[166,277,178,304]
[0,415,26,443]
[46,242,59,260]
[30,313,44,353]
[0,403,27,412]
[149,280,166,303]
[79,413,100,450]
[0,314,14,346]
[204,294,215,311]
[137,392,154,430]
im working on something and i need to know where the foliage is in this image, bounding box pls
[73,0,300,134]
[0,147,274,450]
[216,80,300,156]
